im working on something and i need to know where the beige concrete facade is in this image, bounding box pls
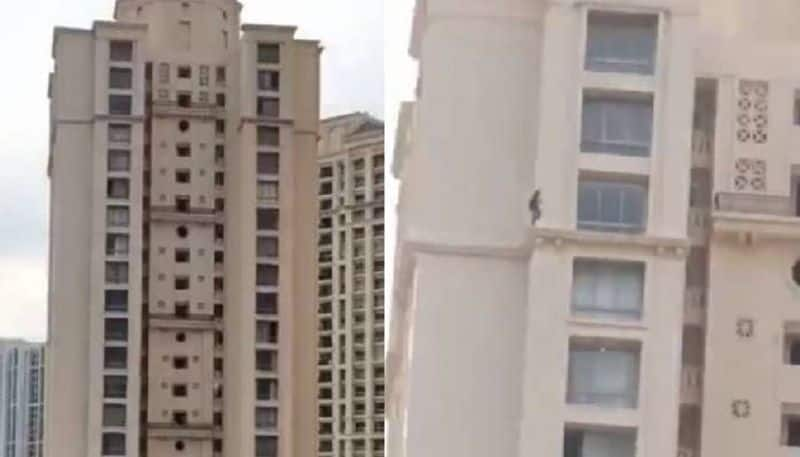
[45,1,319,457]
[316,113,385,457]
[390,1,800,457]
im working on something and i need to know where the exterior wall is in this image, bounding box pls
[317,113,385,457]
[392,1,698,457]
[703,241,800,457]
[404,253,526,457]
[695,5,800,456]
[0,341,45,457]
[46,28,94,457]
[403,0,543,248]
[47,2,320,457]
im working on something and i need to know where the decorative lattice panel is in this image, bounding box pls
[736,318,755,338]
[736,80,769,144]
[733,158,766,192]
[731,399,751,418]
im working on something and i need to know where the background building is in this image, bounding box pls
[45,1,319,456]
[390,1,800,457]
[316,113,385,457]
[0,340,44,457]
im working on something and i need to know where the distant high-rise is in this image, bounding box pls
[0,340,44,457]
[46,1,320,456]
[316,113,385,457]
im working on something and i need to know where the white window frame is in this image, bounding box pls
[567,341,640,408]
[584,10,659,75]
[581,92,654,156]
[572,258,644,321]
[577,179,648,233]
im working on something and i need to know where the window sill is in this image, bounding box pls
[578,152,651,176]
[567,316,647,332]
[582,70,655,94]
[531,226,688,257]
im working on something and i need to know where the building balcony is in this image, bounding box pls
[150,206,217,224]
[147,423,214,439]
[151,100,223,119]
[680,365,703,405]
[683,287,705,327]
[713,193,800,240]
[715,192,793,217]
[148,314,218,331]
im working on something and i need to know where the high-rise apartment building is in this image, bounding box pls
[390,1,800,457]
[316,113,385,457]
[45,1,319,457]
[0,340,45,457]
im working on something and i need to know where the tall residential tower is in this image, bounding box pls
[391,1,800,457]
[46,1,320,457]
[0,340,45,457]
[316,113,385,457]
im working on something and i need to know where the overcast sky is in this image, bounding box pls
[0,0,385,342]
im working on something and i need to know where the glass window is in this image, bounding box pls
[108,149,130,172]
[257,126,280,146]
[255,407,278,430]
[108,124,132,144]
[256,378,279,401]
[102,404,126,427]
[257,43,280,64]
[106,206,130,228]
[585,12,657,74]
[581,94,653,156]
[257,153,280,174]
[104,347,127,369]
[564,428,636,457]
[256,264,279,287]
[257,208,279,231]
[109,95,132,116]
[159,63,170,84]
[256,321,279,344]
[577,180,647,233]
[567,343,639,408]
[109,68,133,90]
[258,70,280,91]
[572,259,644,320]
[255,349,277,371]
[101,433,126,455]
[199,65,209,86]
[107,178,130,199]
[103,376,127,399]
[106,234,129,256]
[105,318,128,342]
[105,262,129,285]
[257,181,279,201]
[105,290,128,313]
[257,97,280,117]
[257,237,279,257]
[109,41,133,62]
[256,293,278,315]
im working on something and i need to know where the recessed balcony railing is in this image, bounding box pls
[684,287,705,326]
[715,192,794,217]
[151,100,223,119]
[680,365,703,405]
